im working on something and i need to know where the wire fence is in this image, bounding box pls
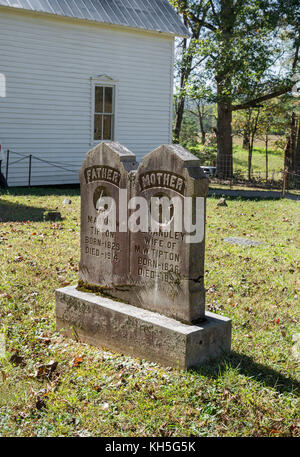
[1,148,299,197]
[282,169,300,196]
[205,166,300,196]
[0,149,79,188]
[232,169,284,184]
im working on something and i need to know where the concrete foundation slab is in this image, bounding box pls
[56,286,232,370]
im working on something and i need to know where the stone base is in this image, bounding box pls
[55,286,232,370]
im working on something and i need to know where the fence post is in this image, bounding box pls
[282,168,287,198]
[28,154,32,187]
[5,149,9,183]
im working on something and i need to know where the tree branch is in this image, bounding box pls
[186,109,198,117]
[191,17,217,32]
[231,86,293,111]
[208,0,221,27]
[188,7,217,32]
[292,35,299,71]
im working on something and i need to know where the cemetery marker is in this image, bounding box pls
[56,142,232,369]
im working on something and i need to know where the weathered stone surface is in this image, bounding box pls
[79,142,137,288]
[217,198,228,207]
[56,286,232,370]
[55,142,232,369]
[129,144,209,323]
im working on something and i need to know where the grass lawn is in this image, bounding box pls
[233,136,284,177]
[0,187,299,437]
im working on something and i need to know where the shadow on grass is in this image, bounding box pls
[0,184,80,198]
[208,188,300,201]
[0,185,80,222]
[192,351,300,395]
[0,199,52,222]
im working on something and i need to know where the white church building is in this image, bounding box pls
[0,0,187,186]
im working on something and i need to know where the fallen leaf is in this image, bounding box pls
[14,256,24,263]
[1,371,6,382]
[0,293,11,300]
[35,361,58,379]
[36,337,51,345]
[72,356,85,368]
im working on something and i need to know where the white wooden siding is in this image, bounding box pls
[0,8,174,186]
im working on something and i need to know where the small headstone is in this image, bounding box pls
[129,144,209,323]
[79,142,137,288]
[63,198,72,205]
[217,198,227,207]
[224,237,262,247]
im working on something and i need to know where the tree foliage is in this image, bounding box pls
[171,0,300,177]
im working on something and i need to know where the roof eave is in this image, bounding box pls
[0,4,190,38]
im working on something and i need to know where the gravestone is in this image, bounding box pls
[56,143,232,369]
[224,237,262,247]
[79,142,137,289]
[129,144,208,323]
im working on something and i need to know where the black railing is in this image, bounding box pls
[0,149,79,188]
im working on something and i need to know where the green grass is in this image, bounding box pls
[232,136,284,176]
[0,187,299,437]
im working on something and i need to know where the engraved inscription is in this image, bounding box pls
[134,231,183,284]
[139,171,185,195]
[84,165,121,186]
[84,218,120,262]
[79,143,136,287]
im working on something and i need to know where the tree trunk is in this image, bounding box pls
[215,1,235,180]
[248,143,253,181]
[290,112,297,171]
[248,109,260,181]
[173,33,188,144]
[294,123,300,188]
[284,137,292,171]
[174,97,185,144]
[173,10,200,144]
[198,106,206,144]
[265,134,269,181]
[243,130,250,150]
[216,102,233,179]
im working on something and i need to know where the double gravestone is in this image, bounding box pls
[56,142,231,369]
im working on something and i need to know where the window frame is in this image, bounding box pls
[90,76,118,145]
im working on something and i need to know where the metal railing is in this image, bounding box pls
[0,149,79,188]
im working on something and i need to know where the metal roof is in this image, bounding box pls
[0,0,189,36]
